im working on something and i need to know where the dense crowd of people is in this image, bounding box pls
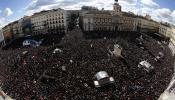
[0,30,174,99]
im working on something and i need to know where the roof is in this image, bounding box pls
[95,71,109,80]
[136,15,159,23]
[160,22,171,27]
[140,61,151,68]
[86,10,111,15]
[33,8,64,16]
[122,12,137,18]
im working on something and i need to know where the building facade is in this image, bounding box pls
[31,11,47,35]
[21,16,32,35]
[2,24,13,42]
[82,11,116,32]
[11,21,22,38]
[2,16,32,41]
[31,8,67,35]
[159,23,172,37]
[136,16,159,33]
[12,21,19,35]
[0,29,5,47]
[81,0,122,32]
[172,26,175,37]
[112,2,122,16]
[120,12,137,32]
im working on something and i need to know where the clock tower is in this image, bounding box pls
[113,0,122,16]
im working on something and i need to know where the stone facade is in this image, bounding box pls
[2,24,13,41]
[137,16,159,33]
[31,8,67,35]
[82,11,116,32]
[120,12,138,32]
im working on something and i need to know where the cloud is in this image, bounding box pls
[120,0,137,4]
[140,0,159,7]
[3,8,13,17]
[24,0,175,25]
[25,0,114,15]
[154,8,171,18]
[0,8,13,28]
[0,17,6,28]
[26,0,89,11]
[138,7,174,25]
[0,0,170,26]
[119,0,138,14]
[171,11,175,23]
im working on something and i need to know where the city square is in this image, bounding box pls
[0,0,175,99]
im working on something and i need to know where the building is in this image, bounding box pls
[145,14,151,20]
[120,12,137,32]
[136,15,159,33]
[12,21,19,35]
[82,10,116,32]
[112,1,122,16]
[18,16,32,36]
[159,23,172,37]
[31,8,67,35]
[11,21,22,38]
[81,6,98,11]
[0,29,5,47]
[2,16,32,40]
[80,6,99,16]
[67,10,81,30]
[31,11,49,35]
[112,0,123,31]
[172,26,175,39]
[21,16,32,35]
[81,0,122,32]
[2,24,13,42]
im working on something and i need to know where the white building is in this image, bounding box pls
[31,8,67,35]
[171,26,175,39]
[112,2,122,16]
[81,0,123,32]
[11,21,23,38]
[136,16,159,33]
[121,12,138,32]
[82,11,116,32]
[159,23,172,37]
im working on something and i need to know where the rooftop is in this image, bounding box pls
[86,10,111,15]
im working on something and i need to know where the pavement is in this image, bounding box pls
[159,41,175,100]
[0,88,13,100]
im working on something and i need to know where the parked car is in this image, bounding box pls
[138,61,154,73]
[93,71,115,88]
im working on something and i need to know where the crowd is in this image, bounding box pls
[0,31,174,100]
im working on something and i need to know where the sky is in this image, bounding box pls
[0,0,175,28]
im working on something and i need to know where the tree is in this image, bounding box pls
[68,13,79,31]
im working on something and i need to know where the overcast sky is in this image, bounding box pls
[0,0,175,28]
